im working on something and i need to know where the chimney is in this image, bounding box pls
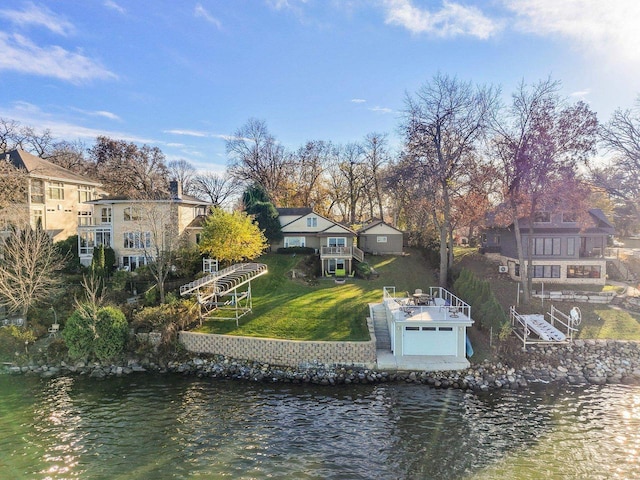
[169,180,182,200]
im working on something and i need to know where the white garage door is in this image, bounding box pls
[403,326,457,356]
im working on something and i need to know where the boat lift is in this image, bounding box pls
[180,263,268,326]
[509,305,581,350]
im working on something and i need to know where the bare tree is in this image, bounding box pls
[226,118,290,204]
[0,118,23,152]
[401,73,499,287]
[362,133,390,220]
[46,140,92,176]
[491,78,598,302]
[594,97,640,232]
[167,159,196,195]
[89,136,170,197]
[191,171,241,207]
[282,140,331,209]
[324,143,366,224]
[0,224,65,325]
[133,200,181,304]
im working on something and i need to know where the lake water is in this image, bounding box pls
[0,374,638,479]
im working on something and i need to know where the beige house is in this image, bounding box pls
[4,149,102,242]
[78,182,210,269]
[357,219,404,255]
[273,208,363,275]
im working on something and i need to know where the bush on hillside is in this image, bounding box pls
[62,305,129,361]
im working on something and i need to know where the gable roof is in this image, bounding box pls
[358,219,403,234]
[277,207,356,235]
[4,149,101,186]
[88,193,210,206]
[276,207,313,216]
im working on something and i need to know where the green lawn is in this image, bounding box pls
[194,250,437,341]
[192,248,640,344]
[455,249,640,342]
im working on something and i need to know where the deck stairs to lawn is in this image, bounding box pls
[607,258,636,282]
[371,303,391,351]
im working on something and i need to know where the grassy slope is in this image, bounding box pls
[194,249,437,341]
[455,248,640,341]
[193,247,640,347]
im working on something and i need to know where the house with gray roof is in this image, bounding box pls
[274,208,363,276]
[3,149,102,242]
[480,208,616,285]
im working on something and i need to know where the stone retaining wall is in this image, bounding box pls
[178,318,377,369]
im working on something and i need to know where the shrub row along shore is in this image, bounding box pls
[3,339,640,391]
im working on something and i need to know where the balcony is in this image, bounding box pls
[320,245,364,262]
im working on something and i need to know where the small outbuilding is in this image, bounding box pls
[358,219,404,255]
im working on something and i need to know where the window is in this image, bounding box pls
[123,231,151,249]
[123,206,141,222]
[567,237,575,256]
[492,235,501,245]
[284,236,306,248]
[328,237,346,247]
[307,216,317,228]
[101,207,112,224]
[534,211,551,223]
[47,182,64,200]
[532,265,561,278]
[533,237,561,256]
[31,208,43,227]
[195,233,201,244]
[78,186,92,203]
[77,211,92,226]
[562,212,577,223]
[78,229,110,255]
[30,179,44,203]
[567,265,601,279]
[376,236,387,243]
[327,258,345,273]
[122,256,147,271]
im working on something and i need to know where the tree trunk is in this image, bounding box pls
[512,215,530,304]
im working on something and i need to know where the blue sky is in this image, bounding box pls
[1,1,639,172]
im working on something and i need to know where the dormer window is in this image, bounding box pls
[534,211,551,223]
[307,216,317,227]
[562,212,577,223]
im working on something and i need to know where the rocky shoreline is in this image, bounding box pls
[3,339,640,391]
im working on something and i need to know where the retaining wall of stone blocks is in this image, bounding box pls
[179,318,377,369]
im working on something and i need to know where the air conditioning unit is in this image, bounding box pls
[498,265,508,273]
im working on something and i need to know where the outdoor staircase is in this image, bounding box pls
[371,303,391,351]
[607,258,635,282]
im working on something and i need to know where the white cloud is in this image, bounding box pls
[165,129,208,137]
[93,110,121,121]
[0,2,74,36]
[194,4,222,29]
[351,98,366,103]
[104,1,126,15]
[503,0,640,67]
[382,0,501,39]
[0,32,116,83]
[570,89,591,99]
[266,0,309,10]
[0,102,154,144]
[164,129,235,141]
[369,106,394,114]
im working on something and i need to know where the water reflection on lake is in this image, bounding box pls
[0,374,638,479]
